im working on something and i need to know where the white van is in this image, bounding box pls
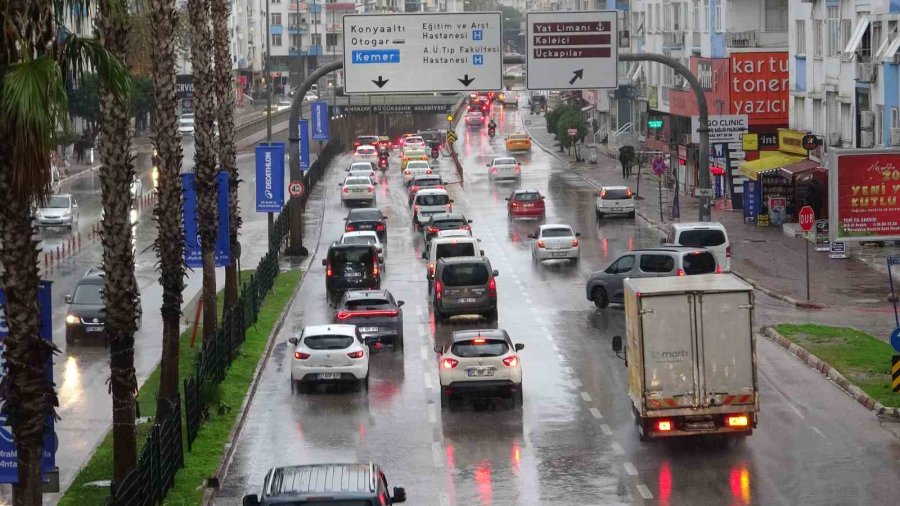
[421,236,482,288]
[666,222,731,272]
[412,188,452,225]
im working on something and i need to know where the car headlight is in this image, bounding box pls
[65,314,79,324]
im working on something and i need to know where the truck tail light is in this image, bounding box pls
[726,245,732,258]
[325,263,333,277]
[726,415,749,427]
[572,239,579,247]
[537,240,545,248]
[372,264,380,277]
[428,263,435,276]
[657,420,673,432]
[488,277,496,298]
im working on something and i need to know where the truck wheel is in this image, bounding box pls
[592,287,609,309]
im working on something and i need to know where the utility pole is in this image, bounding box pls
[265,0,274,236]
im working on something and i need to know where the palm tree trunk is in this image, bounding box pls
[211,0,241,309]
[98,0,139,483]
[188,0,219,345]
[149,0,185,418]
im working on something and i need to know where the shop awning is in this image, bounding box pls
[739,154,806,180]
[769,158,823,179]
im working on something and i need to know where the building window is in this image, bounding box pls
[796,20,805,54]
[672,2,680,31]
[765,0,788,32]
[326,33,338,47]
[827,6,840,56]
[715,0,723,32]
[647,6,653,33]
[792,97,805,130]
[701,0,707,32]
[813,99,823,132]
[692,0,699,31]
[876,105,884,146]
[272,13,282,26]
[891,107,900,129]
[663,2,670,30]
[841,103,852,143]
[311,33,322,46]
[272,33,282,46]
[814,20,823,57]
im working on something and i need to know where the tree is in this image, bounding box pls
[188,0,219,344]
[148,0,185,422]
[67,72,101,141]
[211,0,240,308]
[131,75,155,131]
[555,109,588,150]
[0,2,129,502]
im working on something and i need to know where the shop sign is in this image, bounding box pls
[729,52,789,126]
[742,133,759,151]
[759,133,779,148]
[691,114,748,143]
[829,240,847,259]
[828,150,900,242]
[778,129,809,156]
[648,86,658,109]
[743,180,761,223]
[768,197,787,226]
[815,219,830,251]
[678,145,687,161]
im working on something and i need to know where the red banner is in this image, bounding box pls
[729,52,789,126]
[836,153,900,238]
[669,57,730,117]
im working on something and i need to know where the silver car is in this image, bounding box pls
[339,176,377,206]
[35,194,79,229]
[529,224,580,264]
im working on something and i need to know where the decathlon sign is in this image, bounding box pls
[255,142,285,212]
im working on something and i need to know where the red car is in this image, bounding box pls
[506,189,545,218]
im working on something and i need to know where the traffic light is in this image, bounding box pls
[447,114,454,123]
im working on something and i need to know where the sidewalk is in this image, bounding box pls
[520,108,899,312]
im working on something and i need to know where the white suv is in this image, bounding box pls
[595,185,635,219]
[435,329,524,409]
[289,324,369,392]
[412,188,452,225]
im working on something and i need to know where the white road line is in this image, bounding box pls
[551,343,559,351]
[432,442,444,468]
[416,304,424,317]
[572,378,583,388]
[589,407,602,419]
[427,403,437,424]
[547,334,554,341]
[418,323,427,337]
[540,326,550,334]
[811,426,826,439]
[788,402,806,419]
[424,372,433,391]
[420,348,428,361]
[600,424,613,436]
[624,462,638,476]
[556,353,565,362]
[439,493,451,506]
[636,484,654,500]
[580,391,592,402]
[564,366,574,374]
[611,441,625,455]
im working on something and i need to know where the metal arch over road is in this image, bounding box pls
[286,53,714,253]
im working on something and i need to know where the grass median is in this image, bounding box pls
[774,324,900,407]
[60,269,301,505]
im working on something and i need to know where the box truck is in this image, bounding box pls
[612,274,759,441]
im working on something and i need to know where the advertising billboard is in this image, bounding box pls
[669,57,731,117]
[183,172,232,267]
[729,52,789,126]
[255,142,285,212]
[828,149,900,242]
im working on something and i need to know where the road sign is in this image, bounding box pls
[651,157,666,175]
[288,180,305,198]
[893,355,900,392]
[829,240,847,259]
[525,11,618,90]
[342,13,503,94]
[447,130,458,143]
[798,206,815,232]
[891,328,900,353]
[567,128,578,136]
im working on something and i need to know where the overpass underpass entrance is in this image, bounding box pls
[331,96,458,140]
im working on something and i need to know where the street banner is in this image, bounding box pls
[311,101,330,141]
[742,180,761,223]
[828,149,900,243]
[255,142,285,212]
[299,119,310,172]
[0,281,57,483]
[182,172,231,268]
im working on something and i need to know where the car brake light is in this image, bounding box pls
[342,187,350,193]
[510,201,518,207]
[429,227,439,234]
[373,264,380,277]
[473,338,486,344]
[491,167,498,173]
[426,169,432,174]
[726,245,732,258]
[726,415,749,427]
[404,170,411,175]
[345,224,355,231]
[488,277,496,298]
[367,186,375,193]
[537,240,545,248]
[347,350,365,359]
[676,268,685,276]
[515,165,521,172]
[657,420,673,432]
[503,356,519,367]
[434,280,443,300]
[337,309,398,320]
[325,263,333,277]
[461,225,471,231]
[442,357,458,369]
[294,351,310,360]
[428,263,435,276]
[376,223,385,231]
[599,190,607,198]
[572,239,579,247]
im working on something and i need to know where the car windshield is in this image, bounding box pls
[356,147,376,155]
[415,177,442,186]
[514,192,540,202]
[345,298,392,310]
[303,335,354,350]
[406,150,426,157]
[441,263,488,286]
[349,210,382,221]
[180,115,194,122]
[358,136,378,144]
[682,251,718,274]
[436,242,476,258]
[332,248,374,268]
[342,236,376,246]
[494,158,516,165]
[407,161,429,169]
[509,134,528,140]
[679,229,727,247]
[603,188,632,199]
[46,196,70,208]
[419,131,440,142]
[452,339,509,357]
[72,284,102,304]
[406,137,424,144]
[345,178,371,186]
[416,194,450,206]
[541,227,573,238]
[350,163,373,171]
[434,219,466,230]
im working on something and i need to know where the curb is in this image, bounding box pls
[762,326,900,420]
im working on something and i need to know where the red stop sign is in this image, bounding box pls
[798,205,815,232]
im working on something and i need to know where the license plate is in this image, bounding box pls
[317,373,339,380]
[612,207,622,212]
[358,225,372,229]
[522,204,532,208]
[459,297,477,304]
[467,368,494,377]
[551,252,568,258]
[685,421,716,430]
[87,326,103,332]
[345,272,362,278]
[359,326,379,332]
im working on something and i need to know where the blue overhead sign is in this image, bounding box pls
[299,119,311,171]
[311,102,330,141]
[182,172,231,268]
[255,142,285,212]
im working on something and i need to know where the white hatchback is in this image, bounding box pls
[595,186,635,219]
[289,324,369,392]
[530,224,581,263]
[435,329,524,409]
[403,160,432,185]
[353,145,379,165]
[340,231,385,264]
[347,162,376,181]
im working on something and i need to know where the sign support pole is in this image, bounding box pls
[889,260,899,327]
[805,236,810,301]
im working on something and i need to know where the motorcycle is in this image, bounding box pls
[430,145,440,159]
[378,156,389,171]
[488,125,496,138]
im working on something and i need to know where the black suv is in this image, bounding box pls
[423,212,472,245]
[345,208,387,241]
[323,244,381,304]
[65,268,141,345]
[243,463,406,505]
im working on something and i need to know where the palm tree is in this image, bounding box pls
[188,0,219,344]
[97,0,140,482]
[0,2,129,502]
[148,0,185,419]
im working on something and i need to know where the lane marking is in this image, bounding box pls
[540,326,550,334]
[439,493,451,506]
[611,441,624,455]
[551,343,559,351]
[580,391,592,402]
[420,348,428,361]
[432,442,444,468]
[416,304,424,317]
[572,378,583,388]
[427,403,437,425]
[424,372,433,391]
[589,407,603,419]
[624,462,638,476]
[547,335,554,342]
[418,323,427,337]
[556,353,565,362]
[811,426,826,439]
[788,402,806,420]
[600,424,613,436]
[636,484,654,500]
[564,366,574,374]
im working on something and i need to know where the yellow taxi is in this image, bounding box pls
[505,132,532,152]
[401,149,429,169]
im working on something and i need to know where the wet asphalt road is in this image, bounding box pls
[215,104,900,505]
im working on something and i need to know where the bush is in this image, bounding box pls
[544,104,578,135]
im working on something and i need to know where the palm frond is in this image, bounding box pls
[53,0,96,35]
[57,33,132,105]
[0,56,68,200]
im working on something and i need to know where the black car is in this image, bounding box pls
[345,208,387,240]
[65,268,141,345]
[323,244,381,304]
[243,463,406,506]
[334,289,405,350]
[423,212,472,245]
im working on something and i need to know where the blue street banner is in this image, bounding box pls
[311,101,330,141]
[743,180,762,223]
[0,281,57,483]
[255,142,285,212]
[299,119,311,171]
[182,172,231,268]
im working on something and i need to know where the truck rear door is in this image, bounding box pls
[640,294,698,410]
[697,290,755,407]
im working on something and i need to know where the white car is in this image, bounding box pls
[303,92,319,102]
[353,145,379,165]
[412,188,452,225]
[487,157,521,182]
[130,175,143,201]
[529,224,581,264]
[403,136,426,151]
[178,114,195,135]
[347,162,376,181]
[35,193,79,229]
[340,231,385,263]
[339,176,376,205]
[403,160,432,185]
[666,222,731,272]
[289,324,369,392]
[435,329,524,409]
[595,185,635,219]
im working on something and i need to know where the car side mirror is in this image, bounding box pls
[659,237,667,244]
[486,163,491,167]
[504,197,510,201]
[492,269,499,276]
[421,251,427,259]
[242,494,261,506]
[392,487,407,503]
[288,337,298,346]
[397,300,405,307]
[575,232,582,237]
[433,345,443,354]
[527,233,535,239]
[467,219,473,223]
[480,249,485,256]
[64,294,72,304]
[515,343,525,351]
[383,216,388,219]
[321,259,327,266]
[337,182,342,186]
[450,199,455,203]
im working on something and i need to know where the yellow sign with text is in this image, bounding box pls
[742,133,758,151]
[778,129,809,156]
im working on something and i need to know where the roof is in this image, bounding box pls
[630,246,714,254]
[265,464,375,498]
[341,231,378,238]
[624,273,751,295]
[670,221,726,231]
[451,329,508,342]
[511,189,540,194]
[429,212,466,220]
[599,185,630,190]
[415,188,448,195]
[539,224,574,230]
[431,235,478,245]
[302,324,358,336]
[436,255,488,266]
[347,208,382,218]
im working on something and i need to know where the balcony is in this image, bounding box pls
[325,2,356,11]
[662,31,685,47]
[307,45,323,56]
[288,23,308,34]
[326,24,342,32]
[727,30,758,48]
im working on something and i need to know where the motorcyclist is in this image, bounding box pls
[488,119,497,131]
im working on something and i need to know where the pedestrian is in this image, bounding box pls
[74,139,83,163]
